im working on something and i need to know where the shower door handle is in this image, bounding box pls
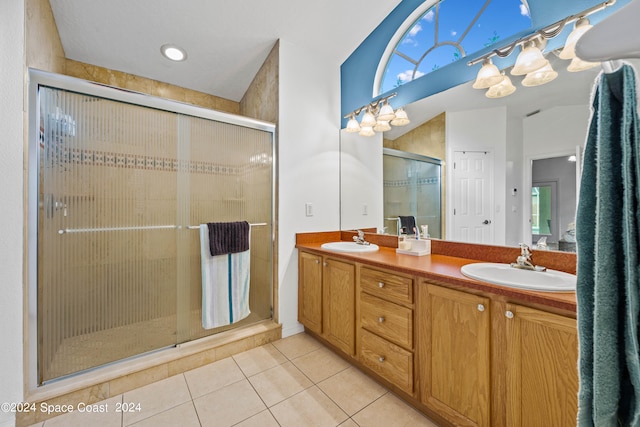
[483,219,492,225]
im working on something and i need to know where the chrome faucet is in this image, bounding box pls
[353,230,370,245]
[510,243,546,271]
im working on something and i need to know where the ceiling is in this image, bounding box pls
[50,0,402,102]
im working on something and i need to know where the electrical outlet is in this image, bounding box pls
[362,204,368,215]
[305,202,313,217]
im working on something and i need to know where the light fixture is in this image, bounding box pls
[161,44,187,62]
[486,74,516,99]
[343,92,409,136]
[466,0,614,95]
[568,155,577,162]
[522,63,558,87]
[360,108,377,128]
[390,108,410,126]
[345,114,361,133]
[567,56,600,72]
[559,18,593,60]
[472,58,504,89]
[373,120,391,132]
[377,100,396,121]
[359,126,375,137]
[511,40,549,76]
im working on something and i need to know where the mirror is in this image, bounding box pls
[340,53,599,249]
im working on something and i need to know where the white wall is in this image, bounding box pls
[505,116,524,246]
[446,106,507,246]
[340,130,383,231]
[0,0,25,426]
[278,40,341,337]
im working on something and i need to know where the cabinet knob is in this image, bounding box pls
[378,316,385,323]
[378,356,385,363]
[505,310,514,319]
[477,304,485,312]
[378,282,385,288]
[315,259,319,264]
[323,262,327,267]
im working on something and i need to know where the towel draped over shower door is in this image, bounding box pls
[576,64,640,426]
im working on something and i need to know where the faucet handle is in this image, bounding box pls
[518,243,531,258]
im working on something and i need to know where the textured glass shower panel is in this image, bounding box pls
[179,116,273,343]
[383,154,442,238]
[38,87,179,383]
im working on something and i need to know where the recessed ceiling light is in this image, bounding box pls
[160,44,187,62]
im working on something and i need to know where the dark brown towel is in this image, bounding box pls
[399,216,416,235]
[207,221,250,256]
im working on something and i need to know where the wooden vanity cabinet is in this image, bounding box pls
[358,266,415,395]
[418,283,491,427]
[297,250,356,355]
[504,303,579,427]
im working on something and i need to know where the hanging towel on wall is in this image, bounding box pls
[208,221,250,256]
[576,64,640,426]
[200,223,251,329]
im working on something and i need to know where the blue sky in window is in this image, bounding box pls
[381,0,531,93]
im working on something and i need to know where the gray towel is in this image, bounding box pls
[207,221,250,256]
[576,64,640,426]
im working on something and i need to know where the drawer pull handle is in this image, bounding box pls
[505,310,514,319]
[378,316,385,323]
[477,304,485,312]
[378,282,385,288]
[378,356,385,363]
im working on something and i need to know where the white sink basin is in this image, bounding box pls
[320,241,380,253]
[460,263,576,292]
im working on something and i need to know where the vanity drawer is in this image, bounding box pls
[360,267,413,305]
[360,329,413,394]
[360,292,413,349]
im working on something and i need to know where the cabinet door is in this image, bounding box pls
[323,258,356,355]
[505,304,578,427]
[418,284,491,427]
[298,251,323,335]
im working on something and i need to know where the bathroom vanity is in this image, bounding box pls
[296,231,578,427]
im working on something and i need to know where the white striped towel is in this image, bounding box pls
[200,224,251,329]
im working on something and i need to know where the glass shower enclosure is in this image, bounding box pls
[383,148,442,238]
[28,70,275,386]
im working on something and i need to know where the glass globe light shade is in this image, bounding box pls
[377,102,396,121]
[522,63,558,87]
[345,116,361,133]
[373,120,391,132]
[567,56,599,72]
[358,126,375,137]
[472,59,504,89]
[511,41,549,76]
[390,108,410,126]
[559,18,592,60]
[360,110,377,128]
[486,75,516,99]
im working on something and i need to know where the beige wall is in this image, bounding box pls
[240,41,279,124]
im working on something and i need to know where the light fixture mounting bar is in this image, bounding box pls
[344,92,398,119]
[466,0,616,67]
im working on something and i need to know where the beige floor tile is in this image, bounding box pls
[26,423,44,427]
[270,385,349,427]
[248,361,313,407]
[291,346,350,383]
[318,366,388,415]
[43,395,122,427]
[232,343,287,377]
[184,356,245,398]
[233,409,280,427]
[122,374,191,425]
[352,393,440,427]
[272,332,322,360]
[127,402,200,427]
[339,419,360,427]
[193,379,266,427]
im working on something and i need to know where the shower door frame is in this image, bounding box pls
[27,68,277,392]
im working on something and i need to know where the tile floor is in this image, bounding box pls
[29,333,440,427]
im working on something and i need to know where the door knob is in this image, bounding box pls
[483,219,492,225]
